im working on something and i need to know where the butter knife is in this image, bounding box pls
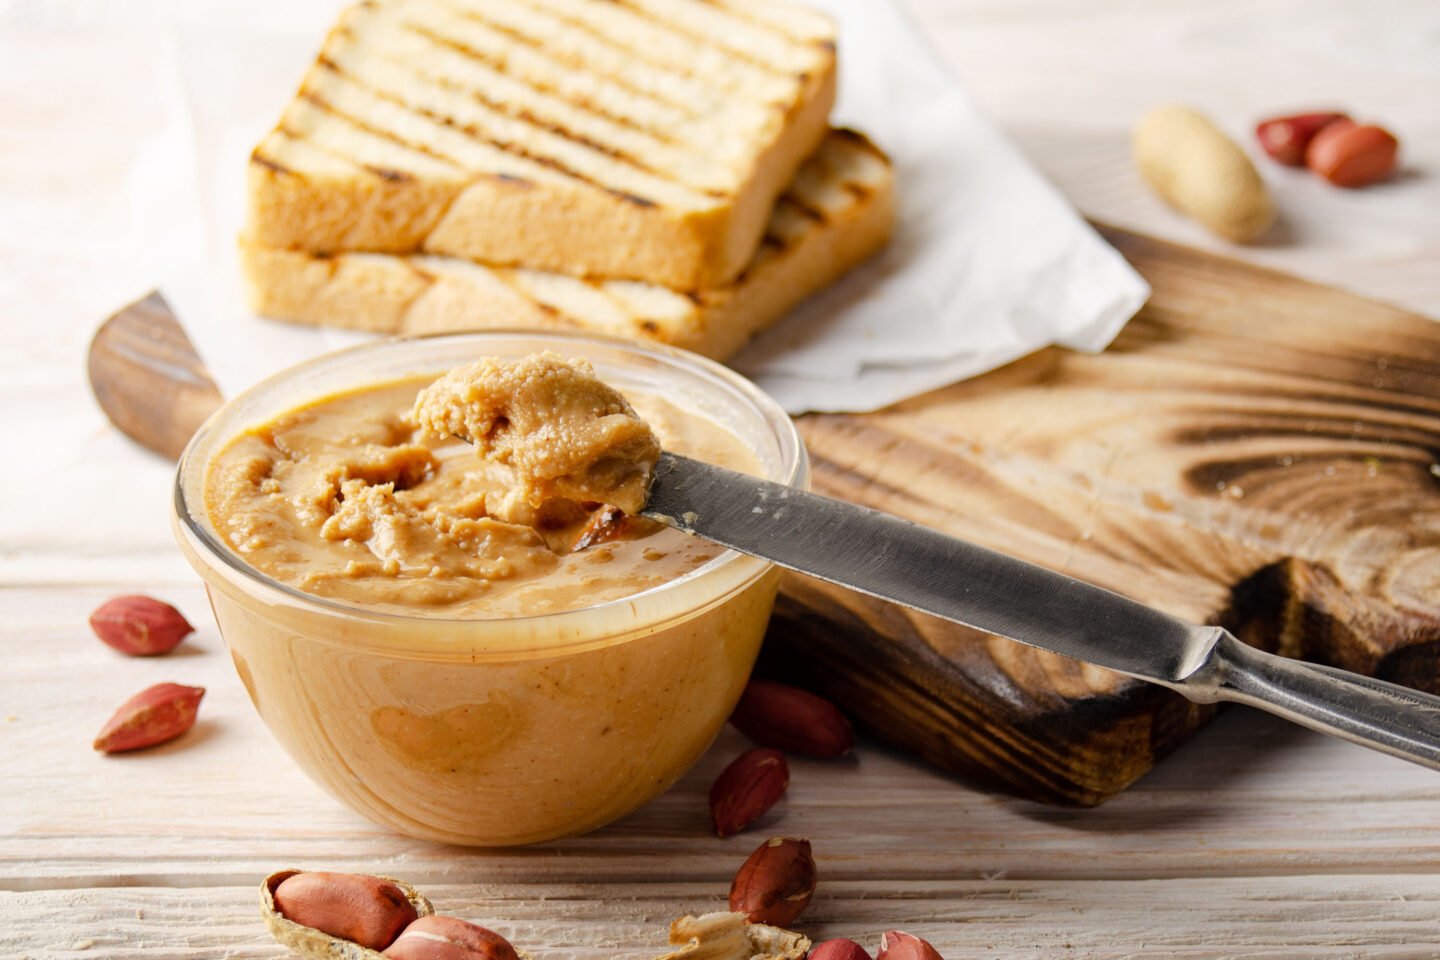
[643,453,1440,770]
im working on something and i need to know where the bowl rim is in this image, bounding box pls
[172,328,807,631]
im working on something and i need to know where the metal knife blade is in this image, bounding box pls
[642,453,1219,686]
[642,452,1440,771]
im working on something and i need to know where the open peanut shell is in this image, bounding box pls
[658,912,811,960]
[261,869,434,959]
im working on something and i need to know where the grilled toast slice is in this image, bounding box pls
[241,129,892,361]
[246,0,837,289]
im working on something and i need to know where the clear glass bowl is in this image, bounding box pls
[172,331,807,846]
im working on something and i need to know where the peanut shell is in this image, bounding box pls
[658,912,810,960]
[261,870,434,960]
[1134,105,1275,242]
[261,872,539,960]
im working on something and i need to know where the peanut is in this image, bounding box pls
[809,939,873,960]
[273,871,418,950]
[729,837,816,927]
[1255,112,1348,166]
[1133,105,1276,242]
[729,680,853,759]
[1306,120,1399,187]
[876,932,943,960]
[384,916,521,960]
[710,748,789,838]
[89,595,194,656]
[92,682,205,753]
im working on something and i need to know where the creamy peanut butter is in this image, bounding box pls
[413,352,661,517]
[204,362,754,617]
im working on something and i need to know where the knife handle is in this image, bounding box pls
[1190,631,1440,770]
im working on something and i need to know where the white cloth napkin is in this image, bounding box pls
[137,0,1148,414]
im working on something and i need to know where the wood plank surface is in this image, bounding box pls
[7,876,1440,959]
[7,2,1440,957]
[764,225,1440,806]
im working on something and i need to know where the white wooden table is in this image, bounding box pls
[3,1,1440,956]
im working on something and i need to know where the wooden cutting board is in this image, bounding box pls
[763,225,1440,805]
[90,225,1440,808]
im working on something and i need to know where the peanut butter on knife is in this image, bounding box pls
[413,352,661,520]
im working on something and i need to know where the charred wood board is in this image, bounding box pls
[761,225,1440,806]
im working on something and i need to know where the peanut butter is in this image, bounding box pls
[204,360,753,617]
[412,352,661,517]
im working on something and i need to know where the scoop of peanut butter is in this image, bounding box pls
[413,352,661,517]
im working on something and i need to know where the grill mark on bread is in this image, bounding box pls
[316,21,728,205]
[486,270,581,326]
[353,37,647,163]
[394,259,448,318]
[415,8,705,129]
[404,259,439,283]
[782,134,888,223]
[694,0,805,40]
[455,0,798,90]
[781,195,828,224]
[701,0,838,45]
[398,18,698,143]
[280,93,467,185]
[442,5,704,116]
[250,152,293,176]
[614,190,657,207]
[274,122,431,186]
[837,135,889,177]
[297,91,462,172]
[831,127,872,147]
[609,0,821,74]
[519,0,799,91]
[367,165,414,182]
[389,24,726,194]
[590,281,656,327]
[496,0,734,97]
[306,64,682,208]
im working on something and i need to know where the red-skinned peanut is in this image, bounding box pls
[877,931,944,960]
[92,682,205,753]
[809,939,873,960]
[710,747,790,837]
[1306,119,1399,187]
[730,680,854,758]
[1255,112,1348,166]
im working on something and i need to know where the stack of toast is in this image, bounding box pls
[239,0,894,361]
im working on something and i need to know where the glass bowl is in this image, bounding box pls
[173,330,807,845]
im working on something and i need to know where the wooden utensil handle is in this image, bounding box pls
[1193,631,1440,770]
